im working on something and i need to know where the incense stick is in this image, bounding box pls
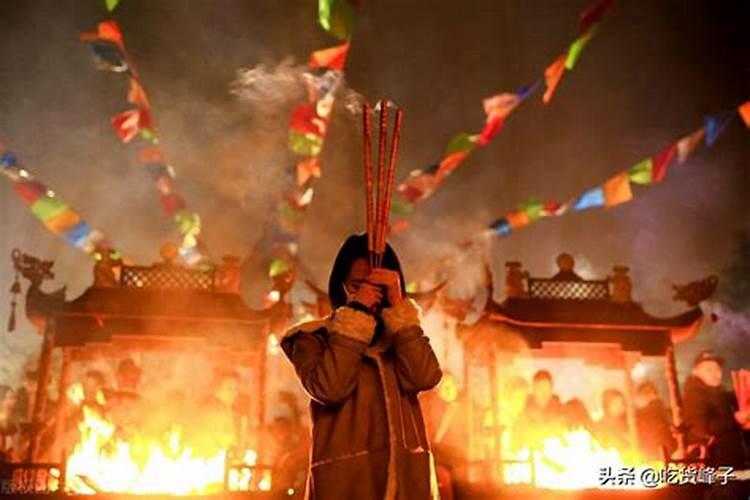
[377,107,403,267]
[374,101,389,268]
[362,101,374,270]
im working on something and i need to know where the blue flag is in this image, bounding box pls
[573,186,605,211]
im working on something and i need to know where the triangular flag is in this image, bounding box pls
[506,210,530,229]
[128,79,150,108]
[105,0,120,12]
[445,133,478,155]
[543,55,566,104]
[87,41,128,72]
[289,104,326,137]
[676,128,705,163]
[309,43,350,71]
[111,109,151,143]
[603,172,633,207]
[578,0,616,35]
[297,157,322,185]
[436,151,469,179]
[14,181,48,204]
[318,0,354,40]
[651,143,677,183]
[738,101,750,128]
[519,198,544,221]
[483,93,521,121]
[627,158,653,185]
[704,114,733,147]
[489,217,512,236]
[476,116,504,146]
[96,20,124,49]
[573,186,605,211]
[565,25,597,70]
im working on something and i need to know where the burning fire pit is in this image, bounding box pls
[9,249,288,498]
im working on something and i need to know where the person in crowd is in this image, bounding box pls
[281,234,442,499]
[683,351,748,467]
[634,380,675,460]
[516,370,564,447]
[594,389,629,451]
[0,386,18,462]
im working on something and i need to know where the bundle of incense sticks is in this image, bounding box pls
[731,369,750,412]
[362,100,403,270]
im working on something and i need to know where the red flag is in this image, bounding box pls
[289,104,326,137]
[476,116,504,146]
[160,193,186,216]
[739,101,750,128]
[97,20,124,49]
[310,43,350,71]
[543,55,566,104]
[111,109,152,143]
[652,143,677,183]
[578,0,616,35]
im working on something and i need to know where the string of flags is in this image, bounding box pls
[390,0,616,232]
[487,101,750,238]
[268,0,357,278]
[81,19,207,266]
[0,144,113,255]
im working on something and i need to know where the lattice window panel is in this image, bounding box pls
[120,266,215,291]
[527,278,610,300]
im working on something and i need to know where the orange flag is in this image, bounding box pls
[310,43,350,71]
[739,101,750,128]
[543,55,567,104]
[128,79,150,109]
[603,171,633,207]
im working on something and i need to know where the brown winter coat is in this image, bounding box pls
[282,299,442,500]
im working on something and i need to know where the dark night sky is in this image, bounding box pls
[1,1,748,379]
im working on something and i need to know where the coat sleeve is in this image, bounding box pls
[382,299,442,393]
[282,307,376,406]
[683,389,710,440]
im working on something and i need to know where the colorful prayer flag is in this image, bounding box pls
[578,0,616,35]
[565,26,597,70]
[318,0,354,40]
[676,128,705,163]
[627,158,653,185]
[651,143,677,183]
[490,217,512,236]
[603,172,632,206]
[483,93,521,121]
[105,0,120,12]
[14,181,47,204]
[289,130,324,157]
[476,116,504,146]
[87,41,129,73]
[506,210,530,229]
[309,43,350,71]
[297,157,322,186]
[543,55,566,104]
[573,186,605,211]
[112,109,152,143]
[45,209,81,235]
[289,104,326,137]
[31,196,68,221]
[436,151,469,179]
[445,133,478,155]
[739,101,750,128]
[519,198,544,221]
[128,79,150,108]
[160,193,187,216]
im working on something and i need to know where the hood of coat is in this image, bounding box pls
[327,233,407,310]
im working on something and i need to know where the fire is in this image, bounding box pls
[64,397,270,495]
[501,428,662,490]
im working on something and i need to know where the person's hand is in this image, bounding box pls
[349,282,383,311]
[734,409,750,426]
[366,269,404,307]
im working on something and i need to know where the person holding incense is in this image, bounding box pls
[281,234,442,500]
